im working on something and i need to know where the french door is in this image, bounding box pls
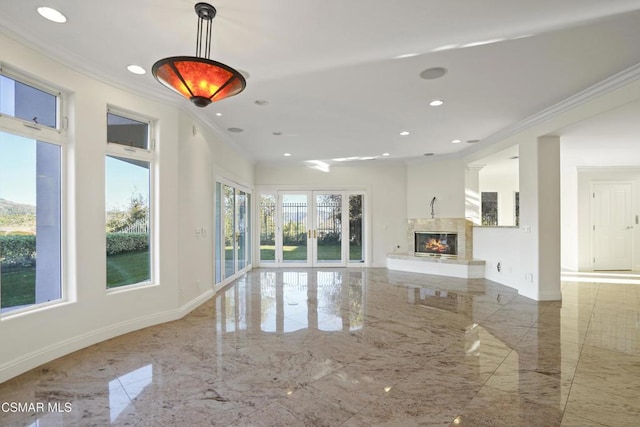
[259,191,364,267]
[216,181,251,284]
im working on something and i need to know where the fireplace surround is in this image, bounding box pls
[387,218,485,279]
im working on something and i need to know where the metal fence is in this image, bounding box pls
[259,201,342,245]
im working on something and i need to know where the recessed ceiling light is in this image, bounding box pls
[283,153,291,157]
[126,65,146,75]
[37,6,67,23]
[467,139,480,144]
[462,38,505,48]
[424,153,435,156]
[420,67,447,80]
[272,132,282,136]
[216,113,222,116]
[429,100,444,107]
[382,153,390,156]
[394,53,419,59]
[254,99,269,106]
[451,139,461,144]
[400,131,410,136]
[510,155,519,160]
[227,127,244,133]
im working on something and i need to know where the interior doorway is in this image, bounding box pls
[591,181,633,270]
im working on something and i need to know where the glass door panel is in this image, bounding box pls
[215,183,222,283]
[224,184,236,278]
[237,191,247,271]
[314,193,344,264]
[259,194,276,264]
[349,194,364,263]
[281,193,310,264]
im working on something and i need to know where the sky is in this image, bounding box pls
[0,132,148,211]
[0,131,37,206]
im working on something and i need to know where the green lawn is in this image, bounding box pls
[260,244,363,262]
[1,250,150,308]
[0,267,36,308]
[107,250,150,288]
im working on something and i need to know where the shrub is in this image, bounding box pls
[106,233,149,256]
[0,235,36,269]
[0,233,148,272]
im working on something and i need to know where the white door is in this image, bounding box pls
[592,182,633,270]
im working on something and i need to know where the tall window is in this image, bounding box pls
[0,71,63,313]
[514,191,520,227]
[105,110,153,289]
[481,192,498,226]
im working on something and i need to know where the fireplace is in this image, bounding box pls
[414,232,458,257]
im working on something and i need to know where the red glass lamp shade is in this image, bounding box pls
[152,56,246,107]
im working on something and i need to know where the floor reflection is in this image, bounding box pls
[216,270,365,335]
[0,268,639,425]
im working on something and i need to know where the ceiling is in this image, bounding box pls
[2,1,640,166]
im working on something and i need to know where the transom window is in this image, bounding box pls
[0,68,59,130]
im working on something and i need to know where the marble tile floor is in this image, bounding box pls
[1,268,640,426]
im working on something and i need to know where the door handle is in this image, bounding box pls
[308,229,311,239]
[313,229,317,239]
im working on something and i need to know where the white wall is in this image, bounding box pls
[406,157,466,219]
[254,162,406,266]
[177,116,254,305]
[473,226,521,286]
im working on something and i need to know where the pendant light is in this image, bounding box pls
[152,2,246,107]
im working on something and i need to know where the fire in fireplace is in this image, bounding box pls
[415,232,458,257]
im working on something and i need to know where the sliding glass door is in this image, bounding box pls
[216,181,251,285]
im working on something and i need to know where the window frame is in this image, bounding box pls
[0,66,68,317]
[0,63,65,141]
[105,106,157,292]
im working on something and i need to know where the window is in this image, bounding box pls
[481,192,498,226]
[0,73,58,129]
[105,108,153,289]
[0,68,64,314]
[0,131,62,312]
[514,191,520,227]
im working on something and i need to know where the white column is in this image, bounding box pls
[519,136,561,301]
[465,165,484,225]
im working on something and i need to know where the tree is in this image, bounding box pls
[106,192,149,232]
